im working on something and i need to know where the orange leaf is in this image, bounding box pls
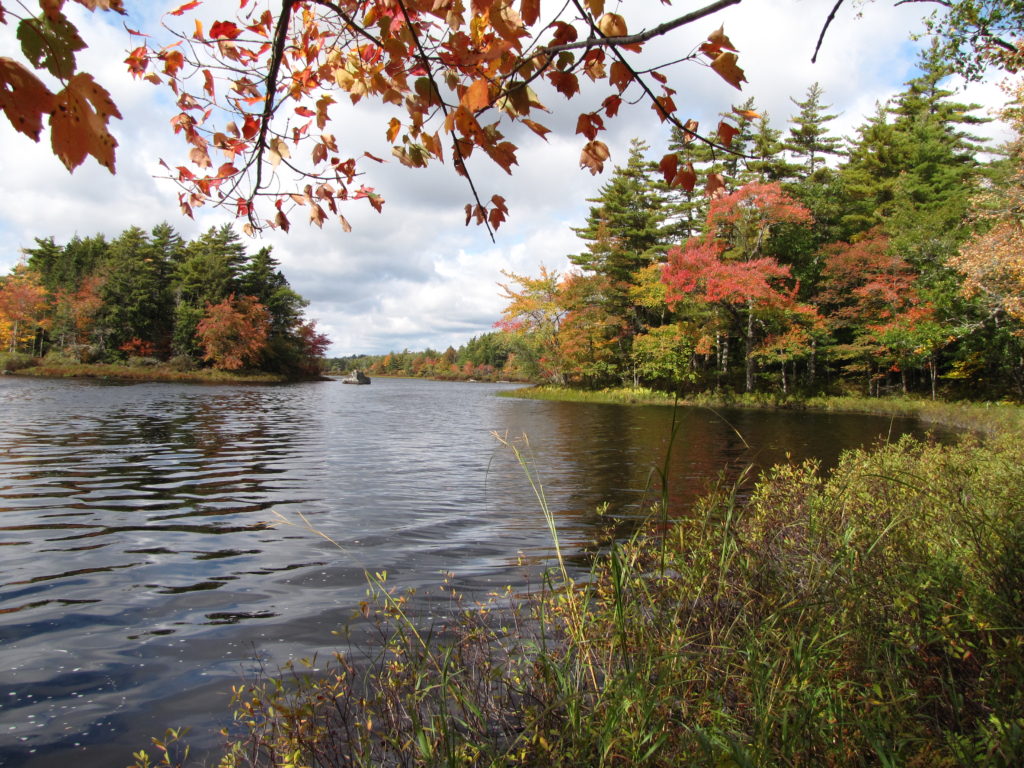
[386,117,401,143]
[49,73,121,173]
[609,60,631,92]
[733,107,760,120]
[463,78,490,111]
[717,120,738,147]
[169,0,201,16]
[0,57,55,141]
[522,119,551,139]
[710,52,746,90]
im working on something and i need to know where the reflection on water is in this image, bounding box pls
[0,377,949,767]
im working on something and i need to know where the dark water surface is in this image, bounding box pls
[0,377,949,767]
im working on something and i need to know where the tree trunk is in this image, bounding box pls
[744,303,754,393]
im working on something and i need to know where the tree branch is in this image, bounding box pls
[536,0,743,56]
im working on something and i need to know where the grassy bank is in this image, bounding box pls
[134,408,1024,768]
[4,361,313,384]
[501,385,1024,435]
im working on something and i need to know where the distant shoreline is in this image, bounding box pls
[5,362,328,385]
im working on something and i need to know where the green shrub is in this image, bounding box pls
[0,351,36,371]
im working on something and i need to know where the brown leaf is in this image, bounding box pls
[706,172,726,198]
[671,163,697,192]
[548,71,579,99]
[0,57,55,141]
[49,73,120,172]
[658,152,678,184]
[579,140,610,175]
[521,0,540,26]
[717,120,739,147]
[710,52,746,90]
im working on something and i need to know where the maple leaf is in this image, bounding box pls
[579,140,609,174]
[717,120,739,147]
[0,57,55,141]
[17,11,85,80]
[710,52,746,90]
[597,13,627,37]
[463,78,490,111]
[50,73,121,172]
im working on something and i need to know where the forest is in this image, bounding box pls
[0,223,329,377]
[338,47,1024,401]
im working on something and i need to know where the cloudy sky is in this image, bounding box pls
[0,0,1012,356]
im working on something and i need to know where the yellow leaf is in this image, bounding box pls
[597,13,627,37]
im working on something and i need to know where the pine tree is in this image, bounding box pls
[98,226,173,353]
[570,138,668,383]
[785,83,844,179]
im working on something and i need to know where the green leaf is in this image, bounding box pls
[17,12,86,80]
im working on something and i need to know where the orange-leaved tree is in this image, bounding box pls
[0,263,50,354]
[195,293,270,370]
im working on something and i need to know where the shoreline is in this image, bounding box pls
[5,362,329,385]
[499,384,1024,435]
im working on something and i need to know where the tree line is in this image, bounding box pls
[0,223,329,376]
[352,49,1024,399]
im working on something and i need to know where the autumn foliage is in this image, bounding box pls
[195,293,271,370]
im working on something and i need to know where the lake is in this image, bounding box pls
[0,376,950,767]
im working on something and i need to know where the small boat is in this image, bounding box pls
[340,370,371,385]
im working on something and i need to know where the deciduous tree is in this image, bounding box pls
[195,293,271,370]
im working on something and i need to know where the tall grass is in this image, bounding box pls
[133,429,1024,768]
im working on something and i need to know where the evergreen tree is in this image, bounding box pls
[785,83,844,179]
[97,227,173,353]
[570,138,668,383]
[240,247,308,335]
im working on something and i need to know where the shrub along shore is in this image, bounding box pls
[0,353,325,384]
[132,392,1024,768]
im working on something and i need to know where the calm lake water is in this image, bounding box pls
[0,376,950,767]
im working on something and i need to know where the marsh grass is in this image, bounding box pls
[13,361,294,383]
[134,429,1024,768]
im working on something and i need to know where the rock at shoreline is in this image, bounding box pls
[341,370,371,385]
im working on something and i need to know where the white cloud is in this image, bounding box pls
[0,0,1013,355]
